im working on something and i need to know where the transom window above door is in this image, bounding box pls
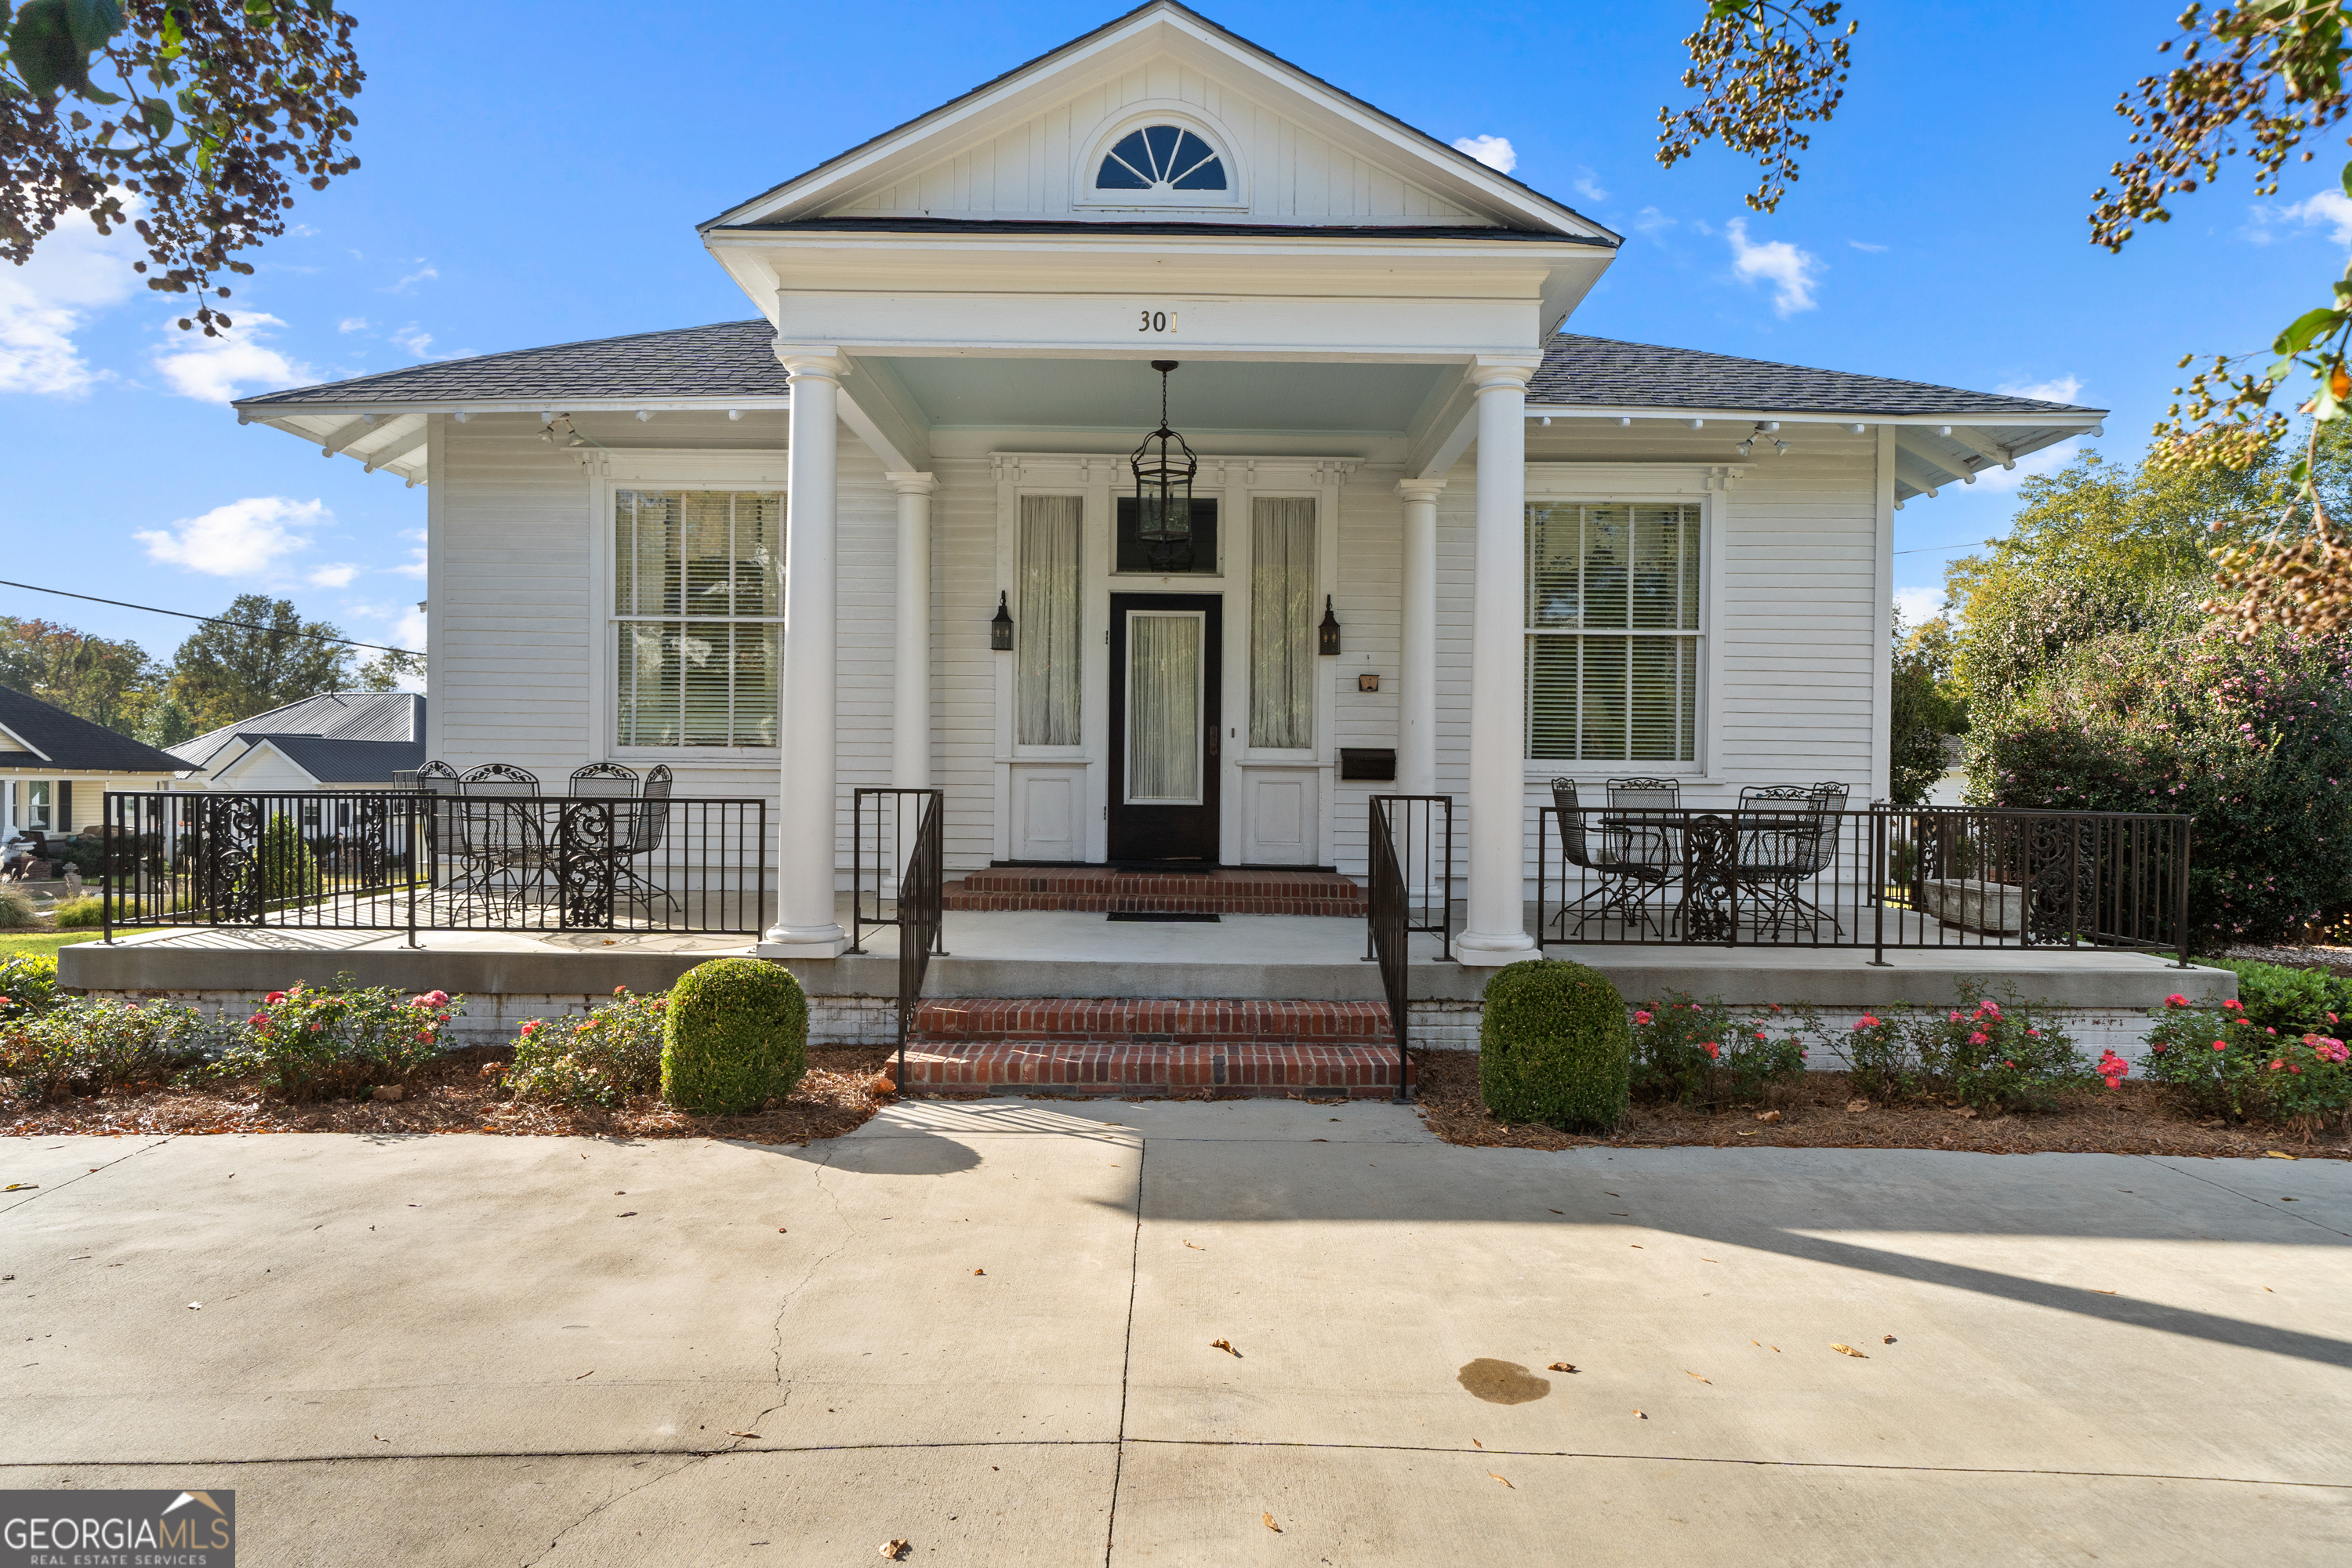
[1096,125,1228,192]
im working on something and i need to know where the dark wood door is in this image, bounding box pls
[1107,593,1221,862]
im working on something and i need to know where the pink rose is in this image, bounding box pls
[1969,1032,1988,1045]
[1701,1042,1720,1060]
[2223,999,2243,1011]
[2212,1041,2227,1051]
[1633,1011,1653,1025]
[265,990,287,1005]
[2165,994,2189,1007]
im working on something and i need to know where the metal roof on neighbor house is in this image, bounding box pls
[0,684,186,773]
[172,691,424,771]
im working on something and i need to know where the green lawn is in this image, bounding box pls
[0,930,103,961]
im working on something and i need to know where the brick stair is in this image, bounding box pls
[894,997,1409,1099]
[942,866,1366,917]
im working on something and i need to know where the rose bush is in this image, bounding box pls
[212,975,465,1101]
[2,998,222,1102]
[506,986,669,1109]
[2142,993,2352,1131]
[1628,993,1809,1107]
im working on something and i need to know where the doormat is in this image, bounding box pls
[1106,911,1221,922]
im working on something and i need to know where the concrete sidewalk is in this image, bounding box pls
[2,1106,2347,1563]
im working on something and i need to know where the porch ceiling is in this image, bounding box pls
[883,355,1448,437]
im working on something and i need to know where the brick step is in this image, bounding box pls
[912,998,1392,1044]
[945,866,1366,916]
[892,1041,1411,1100]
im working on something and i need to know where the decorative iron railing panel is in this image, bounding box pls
[103,789,767,937]
[1532,804,2190,964]
[1362,793,1453,964]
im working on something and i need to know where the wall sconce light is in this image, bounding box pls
[989,590,1014,652]
[1319,595,1342,655]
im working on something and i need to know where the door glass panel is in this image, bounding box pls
[1126,612,1203,804]
[1249,497,1316,749]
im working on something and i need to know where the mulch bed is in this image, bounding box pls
[0,1044,894,1145]
[1410,1050,2352,1160]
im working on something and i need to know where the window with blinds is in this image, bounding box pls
[1016,494,1083,746]
[613,489,782,748]
[1249,496,1316,750]
[1525,502,1701,762]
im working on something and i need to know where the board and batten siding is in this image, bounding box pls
[833,60,1482,225]
[429,418,1888,891]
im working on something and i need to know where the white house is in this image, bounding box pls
[228,2,2101,972]
[169,691,426,791]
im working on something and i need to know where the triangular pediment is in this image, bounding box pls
[705,2,1610,238]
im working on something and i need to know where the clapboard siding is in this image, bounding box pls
[834,63,1479,223]
[933,457,1001,872]
[1329,466,1405,873]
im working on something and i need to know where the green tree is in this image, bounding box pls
[0,615,162,734]
[352,646,423,691]
[1888,608,1965,806]
[2,0,364,337]
[166,593,351,731]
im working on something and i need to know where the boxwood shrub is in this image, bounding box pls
[661,958,808,1114]
[1478,959,1629,1132]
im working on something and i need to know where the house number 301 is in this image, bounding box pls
[1138,310,1178,332]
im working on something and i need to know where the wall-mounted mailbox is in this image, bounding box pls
[1357,672,1380,692]
[1339,748,1396,782]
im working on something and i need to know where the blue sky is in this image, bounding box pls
[5,0,2340,659]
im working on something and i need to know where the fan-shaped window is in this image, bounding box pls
[1097,125,1227,193]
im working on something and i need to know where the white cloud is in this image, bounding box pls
[0,202,144,396]
[308,563,360,589]
[1632,206,1674,237]
[390,527,428,580]
[391,325,434,358]
[1569,166,1608,203]
[136,495,329,577]
[1893,586,1945,626]
[1848,239,1888,252]
[1725,218,1821,317]
[1997,374,2085,406]
[392,604,426,653]
[387,263,438,294]
[2251,189,2352,245]
[151,312,309,403]
[337,316,369,333]
[1453,134,1518,174]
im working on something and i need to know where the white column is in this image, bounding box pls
[1455,361,1538,966]
[1394,477,1443,798]
[761,349,848,959]
[887,472,936,789]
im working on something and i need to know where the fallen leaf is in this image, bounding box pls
[1629,1244,1643,1249]
[1955,1107,1978,1120]
[575,1370,593,1380]
[1488,1472,1512,1488]
[1548,1209,1563,1214]
[1882,1334,1896,1345]
[1210,1338,1240,1357]
[2,1183,37,1192]
[1685,1371,1711,1384]
[1846,1098,1870,1113]
[2266,1151,2296,1160]
[1632,1409,1646,1419]
[1737,1131,1758,1137]
[779,1228,788,1233]
[1829,1343,1867,1359]
[1262,1512,1280,1533]
[1183,1240,1204,1250]
[1547,1363,1577,1373]
[187,1302,201,1311]
[1755,1110,1782,1123]
[880,1541,910,1561]
[1471,1437,1482,1448]
[728,1430,760,1439]
[2091,1290,2117,1296]
[616,1211,637,1218]
[973,1268,985,1276]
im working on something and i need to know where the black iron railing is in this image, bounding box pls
[1362,793,1453,964]
[1363,795,1422,1103]
[894,789,946,1091]
[103,789,767,938]
[850,787,950,956]
[1532,804,2191,965]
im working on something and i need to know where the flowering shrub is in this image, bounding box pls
[1906,990,2090,1113]
[0,953,60,1021]
[1841,1008,1922,1102]
[212,975,465,1101]
[2201,958,2352,1036]
[506,986,668,1109]
[2142,993,2352,1127]
[1628,993,1809,1106]
[2,998,221,1102]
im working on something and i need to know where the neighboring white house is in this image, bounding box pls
[228,1,2103,966]
[0,684,182,844]
[169,691,426,791]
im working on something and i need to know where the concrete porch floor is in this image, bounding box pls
[64,894,2231,1011]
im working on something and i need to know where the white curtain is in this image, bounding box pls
[1127,612,1201,802]
[1250,497,1316,750]
[1017,495,1083,746]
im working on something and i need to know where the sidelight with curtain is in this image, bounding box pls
[1248,496,1317,750]
[1016,494,1083,746]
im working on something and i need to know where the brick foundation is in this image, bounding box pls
[942,866,1366,917]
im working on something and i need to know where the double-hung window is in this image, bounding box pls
[613,488,782,748]
[1525,502,1701,762]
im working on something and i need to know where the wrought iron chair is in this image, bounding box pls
[568,761,639,799]
[1549,778,1668,938]
[453,764,545,915]
[1733,783,1847,938]
[612,764,678,921]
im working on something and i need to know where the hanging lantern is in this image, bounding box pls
[1131,359,1197,572]
[989,590,1014,652]
[1319,595,1342,655]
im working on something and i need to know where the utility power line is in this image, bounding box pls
[0,579,418,657]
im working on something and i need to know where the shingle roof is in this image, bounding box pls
[0,685,186,772]
[234,321,791,410]
[1531,335,2106,418]
[246,735,426,785]
[172,691,424,771]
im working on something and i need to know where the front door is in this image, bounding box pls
[1108,593,1221,862]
